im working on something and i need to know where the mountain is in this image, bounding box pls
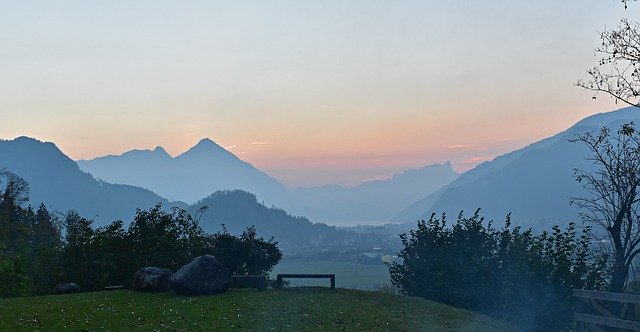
[0,137,380,252]
[293,162,459,224]
[77,138,298,212]
[187,190,363,251]
[78,139,462,225]
[393,106,640,229]
[0,137,179,224]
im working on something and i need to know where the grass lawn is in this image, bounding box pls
[0,288,510,331]
[272,261,390,290]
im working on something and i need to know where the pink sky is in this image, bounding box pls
[0,1,628,188]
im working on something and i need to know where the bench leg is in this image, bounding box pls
[257,276,265,291]
[330,276,335,290]
[277,276,283,290]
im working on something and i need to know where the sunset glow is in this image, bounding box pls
[0,1,628,187]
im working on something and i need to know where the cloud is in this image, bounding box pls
[251,141,276,145]
[463,156,493,163]
[225,144,237,150]
[496,138,513,141]
[446,144,473,149]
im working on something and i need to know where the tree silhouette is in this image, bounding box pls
[577,2,640,107]
[571,123,640,294]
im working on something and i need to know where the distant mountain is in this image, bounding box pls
[293,162,459,224]
[393,107,640,229]
[78,139,463,225]
[0,137,179,224]
[188,190,361,250]
[77,138,298,212]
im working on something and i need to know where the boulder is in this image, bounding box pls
[170,255,231,295]
[54,283,80,294]
[131,267,172,292]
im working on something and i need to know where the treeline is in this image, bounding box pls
[0,170,282,298]
[388,210,607,330]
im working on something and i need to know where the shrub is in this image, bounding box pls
[388,210,607,330]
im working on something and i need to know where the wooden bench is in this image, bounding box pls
[231,275,266,290]
[104,285,124,291]
[276,274,335,290]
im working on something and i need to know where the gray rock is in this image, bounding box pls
[54,283,80,294]
[132,267,172,292]
[170,255,231,295]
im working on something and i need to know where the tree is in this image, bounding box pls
[0,172,64,296]
[0,170,31,253]
[577,2,640,107]
[0,171,34,297]
[127,204,206,273]
[205,225,282,277]
[571,123,640,293]
[61,210,96,289]
[27,204,63,294]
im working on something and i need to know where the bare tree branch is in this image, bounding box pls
[571,123,640,293]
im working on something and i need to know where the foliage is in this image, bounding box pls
[60,205,283,291]
[61,210,96,289]
[207,225,282,276]
[388,210,607,330]
[0,250,29,298]
[571,123,640,294]
[0,171,62,297]
[127,205,206,272]
[27,204,63,294]
[0,171,282,296]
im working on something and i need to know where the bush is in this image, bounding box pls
[59,205,283,291]
[206,225,282,276]
[0,173,283,296]
[388,210,607,330]
[0,251,29,298]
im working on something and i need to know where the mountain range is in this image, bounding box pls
[77,138,298,212]
[77,139,456,224]
[4,106,636,234]
[187,190,360,250]
[0,137,180,223]
[293,162,459,224]
[393,106,640,229]
[0,137,363,248]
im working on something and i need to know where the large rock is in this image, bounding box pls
[54,283,80,294]
[170,255,231,295]
[131,267,172,292]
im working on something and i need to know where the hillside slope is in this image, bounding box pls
[0,289,509,331]
[188,190,366,251]
[0,137,179,225]
[294,162,459,224]
[77,138,299,213]
[394,107,640,229]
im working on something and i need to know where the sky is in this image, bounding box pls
[0,1,634,188]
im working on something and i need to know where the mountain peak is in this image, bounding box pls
[187,138,225,151]
[177,138,238,160]
[13,136,41,143]
[197,138,216,145]
[5,136,63,156]
[152,146,170,156]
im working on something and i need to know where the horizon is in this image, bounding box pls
[0,1,630,187]
[2,134,459,190]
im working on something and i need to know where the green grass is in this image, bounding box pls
[0,289,510,331]
[272,261,390,290]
